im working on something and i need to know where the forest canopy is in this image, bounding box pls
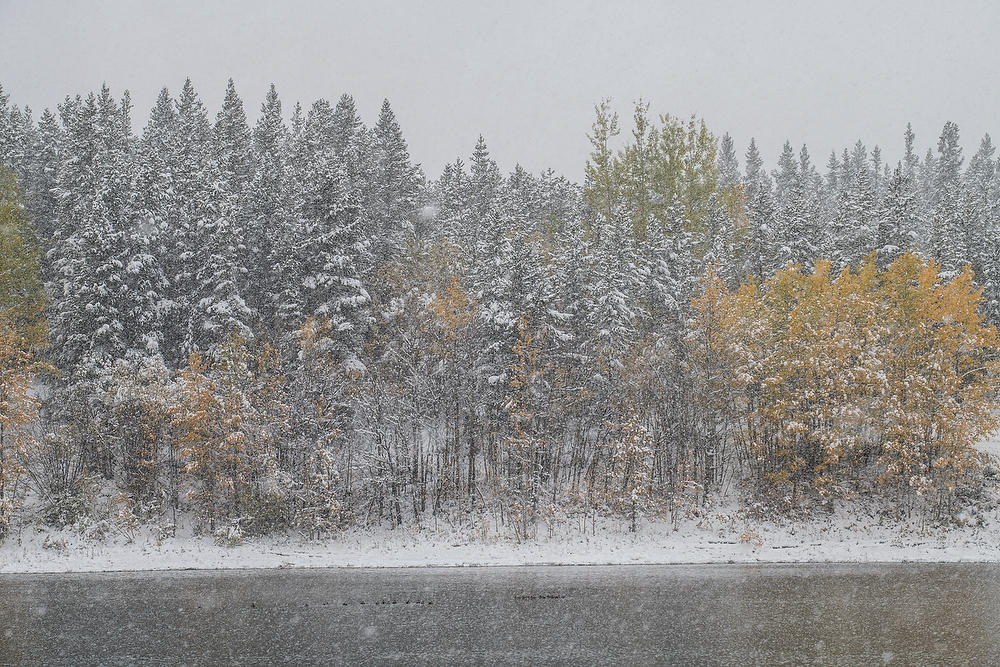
[0,82,998,542]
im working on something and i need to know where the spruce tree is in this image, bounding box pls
[931,121,967,274]
[371,99,420,268]
[25,108,62,247]
[193,79,255,352]
[717,133,740,191]
[248,84,291,331]
[49,87,165,369]
[296,160,371,363]
[830,142,877,269]
[741,139,775,282]
[160,79,218,359]
[964,134,996,278]
[876,163,919,268]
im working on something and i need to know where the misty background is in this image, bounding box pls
[1,0,997,185]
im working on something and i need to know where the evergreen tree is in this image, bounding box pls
[585,205,643,379]
[931,122,967,274]
[296,166,371,364]
[247,84,290,330]
[469,135,503,220]
[193,79,255,352]
[772,143,822,269]
[137,88,178,236]
[829,142,877,269]
[0,87,36,181]
[163,79,217,358]
[332,93,369,189]
[964,134,996,279]
[740,139,775,282]
[212,79,252,206]
[0,85,10,169]
[876,164,919,268]
[459,136,503,268]
[25,108,62,246]
[717,133,741,191]
[49,87,164,369]
[371,99,420,268]
[283,109,372,360]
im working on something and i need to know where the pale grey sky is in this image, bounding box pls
[1,0,997,181]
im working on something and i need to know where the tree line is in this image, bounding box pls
[0,83,997,542]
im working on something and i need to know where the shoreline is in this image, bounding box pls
[4,558,1000,576]
[4,515,1000,574]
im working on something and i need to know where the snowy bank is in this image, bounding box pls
[3,510,1000,574]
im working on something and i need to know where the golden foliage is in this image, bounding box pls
[169,333,288,531]
[692,253,1000,504]
[427,276,476,355]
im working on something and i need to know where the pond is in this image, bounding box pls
[1,563,997,664]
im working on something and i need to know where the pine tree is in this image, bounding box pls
[0,87,37,182]
[332,93,369,189]
[137,88,178,238]
[290,149,372,363]
[931,121,968,274]
[0,85,11,169]
[432,157,469,251]
[771,143,822,270]
[638,217,682,330]
[247,84,290,331]
[829,141,877,269]
[371,99,420,268]
[903,123,919,178]
[964,134,996,278]
[192,79,255,352]
[772,142,801,268]
[968,134,1000,323]
[26,109,63,246]
[213,79,252,200]
[49,87,164,369]
[161,79,217,359]
[545,213,590,349]
[585,205,643,381]
[470,135,503,219]
[717,133,740,191]
[741,139,775,282]
[876,164,919,268]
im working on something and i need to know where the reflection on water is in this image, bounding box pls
[1,563,998,665]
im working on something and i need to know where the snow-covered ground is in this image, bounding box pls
[4,438,1000,574]
[3,506,1000,574]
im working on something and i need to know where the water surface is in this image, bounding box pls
[1,563,997,665]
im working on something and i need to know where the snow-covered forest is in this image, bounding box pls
[1,80,999,543]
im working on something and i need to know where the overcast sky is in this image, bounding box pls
[1,0,997,181]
